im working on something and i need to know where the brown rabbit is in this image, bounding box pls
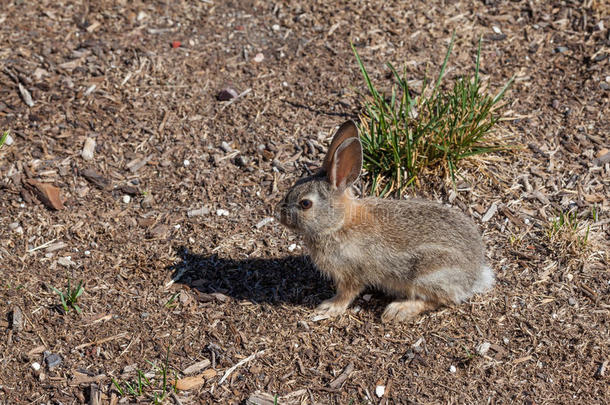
[275,121,494,322]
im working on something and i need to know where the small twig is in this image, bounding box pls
[329,362,354,389]
[28,239,58,253]
[74,332,129,350]
[218,349,265,385]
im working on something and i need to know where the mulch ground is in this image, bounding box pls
[1,0,608,404]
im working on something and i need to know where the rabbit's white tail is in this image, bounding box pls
[472,265,495,294]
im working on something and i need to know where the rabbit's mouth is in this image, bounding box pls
[274,202,289,225]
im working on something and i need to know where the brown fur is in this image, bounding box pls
[275,121,494,322]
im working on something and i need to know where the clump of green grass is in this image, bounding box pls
[112,345,176,404]
[353,33,513,195]
[0,130,9,148]
[51,278,84,314]
[546,208,594,255]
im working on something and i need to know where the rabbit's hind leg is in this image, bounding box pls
[381,299,438,323]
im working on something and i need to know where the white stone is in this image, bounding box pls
[81,137,96,161]
[375,385,385,397]
[31,362,41,371]
[288,243,297,252]
[122,195,131,204]
[216,209,229,217]
[449,365,457,373]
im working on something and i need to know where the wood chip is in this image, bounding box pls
[18,83,34,107]
[28,345,46,358]
[481,202,498,222]
[11,306,24,331]
[174,369,216,390]
[81,169,111,190]
[81,137,96,161]
[183,359,211,375]
[71,370,106,385]
[46,241,68,252]
[246,390,306,405]
[89,383,102,405]
[126,155,153,173]
[594,360,608,379]
[25,179,64,210]
[329,362,354,389]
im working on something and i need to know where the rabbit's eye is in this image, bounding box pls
[299,199,313,210]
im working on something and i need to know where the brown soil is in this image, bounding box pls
[1,1,608,404]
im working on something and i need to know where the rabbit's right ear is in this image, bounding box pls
[327,136,363,191]
[322,120,359,173]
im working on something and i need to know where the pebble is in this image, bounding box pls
[31,362,41,371]
[362,294,372,302]
[288,243,297,252]
[216,209,229,216]
[568,297,576,306]
[4,133,14,146]
[375,385,385,397]
[492,26,502,34]
[44,351,62,370]
[272,24,280,31]
[183,159,190,167]
[81,137,96,161]
[217,88,238,101]
[235,155,248,167]
[253,53,264,63]
[449,365,457,373]
[220,141,233,153]
[84,250,91,255]
[9,222,19,230]
[122,195,131,204]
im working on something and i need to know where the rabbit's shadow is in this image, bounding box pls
[165,247,334,308]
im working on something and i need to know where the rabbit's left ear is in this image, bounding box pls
[327,134,362,191]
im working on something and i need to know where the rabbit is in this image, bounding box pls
[275,120,494,322]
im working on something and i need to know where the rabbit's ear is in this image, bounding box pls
[328,137,363,190]
[322,120,359,173]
